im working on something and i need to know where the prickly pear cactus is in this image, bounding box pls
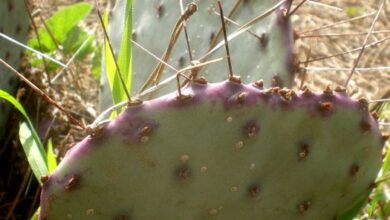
[0,0,30,139]
[40,80,384,219]
[132,0,294,96]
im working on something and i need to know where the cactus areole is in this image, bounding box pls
[40,80,384,220]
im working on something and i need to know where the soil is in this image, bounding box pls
[0,0,389,219]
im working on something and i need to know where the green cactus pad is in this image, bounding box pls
[40,81,383,220]
[132,0,294,96]
[0,0,30,139]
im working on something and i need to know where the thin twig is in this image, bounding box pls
[23,0,52,86]
[300,36,390,64]
[208,0,244,51]
[131,39,178,72]
[38,13,61,50]
[299,30,390,38]
[5,169,31,220]
[304,66,390,71]
[138,3,197,93]
[0,32,66,67]
[202,0,286,60]
[94,57,223,127]
[51,35,94,83]
[288,0,308,17]
[0,58,85,130]
[344,0,387,87]
[237,0,286,32]
[299,48,311,89]
[298,12,376,35]
[180,0,193,61]
[307,0,343,11]
[95,1,131,101]
[211,11,261,40]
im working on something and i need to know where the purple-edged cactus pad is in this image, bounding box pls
[40,81,384,219]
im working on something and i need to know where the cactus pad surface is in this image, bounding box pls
[0,0,30,139]
[40,81,383,220]
[132,0,294,96]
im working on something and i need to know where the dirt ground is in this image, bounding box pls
[0,0,389,219]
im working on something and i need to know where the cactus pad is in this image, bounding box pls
[132,0,294,96]
[40,81,383,219]
[0,0,30,139]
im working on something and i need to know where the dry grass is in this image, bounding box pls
[293,0,390,101]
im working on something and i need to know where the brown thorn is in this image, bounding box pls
[176,72,192,100]
[287,0,307,17]
[360,119,372,132]
[127,98,143,107]
[176,73,183,98]
[302,87,312,96]
[218,0,234,79]
[371,111,379,121]
[323,85,333,96]
[0,58,85,130]
[208,0,243,51]
[95,1,131,102]
[358,98,369,111]
[320,102,334,113]
[334,86,347,93]
[253,80,264,89]
[40,175,49,184]
[283,0,293,16]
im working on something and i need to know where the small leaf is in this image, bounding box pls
[62,27,95,59]
[28,2,92,52]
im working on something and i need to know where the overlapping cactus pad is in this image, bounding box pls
[132,0,294,95]
[40,80,384,219]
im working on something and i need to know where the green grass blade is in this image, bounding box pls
[30,208,40,220]
[19,122,49,184]
[116,0,132,102]
[0,90,48,184]
[103,0,132,118]
[46,138,58,173]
